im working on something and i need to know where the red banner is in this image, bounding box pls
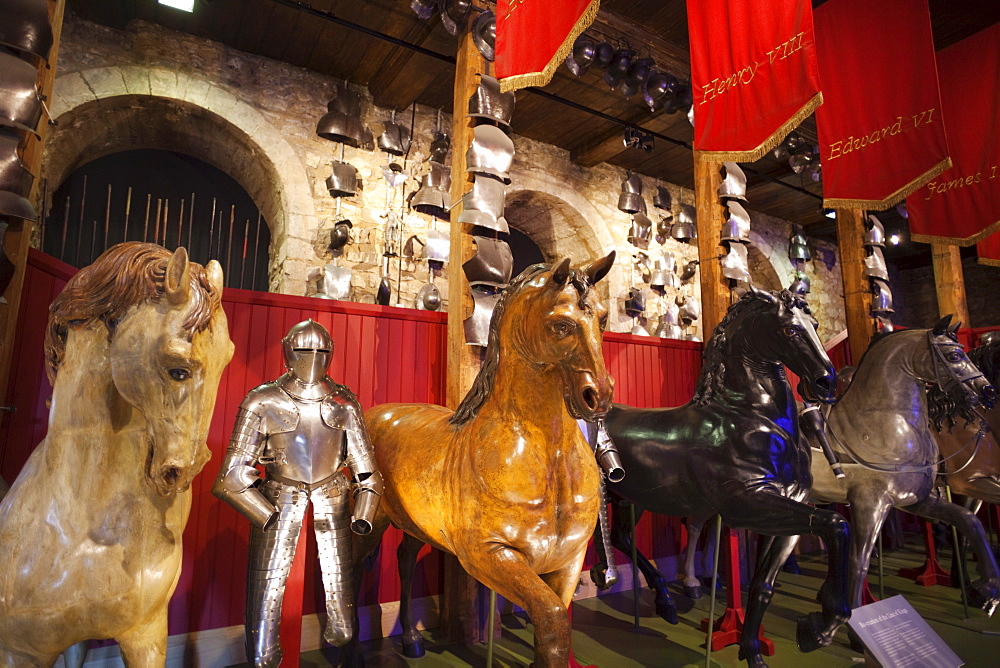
[688,0,822,161]
[495,0,599,93]
[905,23,1000,248]
[815,0,951,210]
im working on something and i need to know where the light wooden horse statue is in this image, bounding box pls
[345,254,616,668]
[0,243,234,666]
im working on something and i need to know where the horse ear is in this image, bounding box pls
[933,314,953,335]
[750,285,777,303]
[584,250,616,285]
[165,247,191,305]
[205,259,225,293]
[949,320,962,335]
[552,258,571,285]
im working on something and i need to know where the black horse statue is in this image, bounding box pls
[591,288,850,668]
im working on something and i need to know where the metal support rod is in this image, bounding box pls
[153,199,162,246]
[240,218,249,289]
[208,197,217,261]
[252,212,262,290]
[89,219,97,264]
[143,194,151,243]
[162,200,169,247]
[187,193,195,250]
[226,205,235,281]
[123,187,132,243]
[629,502,639,631]
[76,175,88,266]
[103,184,111,251]
[59,195,69,262]
[177,199,185,249]
[877,531,884,601]
[945,485,970,619]
[705,515,723,668]
[486,587,496,667]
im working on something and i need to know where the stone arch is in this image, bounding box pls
[748,229,792,292]
[44,65,318,292]
[503,188,607,264]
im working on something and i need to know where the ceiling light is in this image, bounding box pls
[825,210,836,219]
[159,0,195,12]
[889,233,900,245]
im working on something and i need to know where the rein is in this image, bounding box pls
[823,411,988,475]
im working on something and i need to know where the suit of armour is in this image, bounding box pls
[213,320,382,667]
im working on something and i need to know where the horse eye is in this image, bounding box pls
[947,352,964,362]
[168,368,190,381]
[551,321,573,337]
[783,326,801,338]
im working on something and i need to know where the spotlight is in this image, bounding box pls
[889,233,900,245]
[824,210,836,219]
[159,0,195,11]
[623,126,654,151]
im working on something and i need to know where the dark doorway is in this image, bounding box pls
[507,225,545,279]
[42,149,270,291]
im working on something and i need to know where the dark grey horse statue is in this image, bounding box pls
[807,317,1000,622]
[592,289,850,668]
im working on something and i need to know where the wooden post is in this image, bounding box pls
[693,153,729,337]
[0,0,66,403]
[441,3,487,645]
[835,208,873,365]
[931,243,971,326]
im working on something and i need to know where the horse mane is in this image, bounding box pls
[927,337,1000,432]
[450,261,588,426]
[43,243,223,384]
[691,289,804,407]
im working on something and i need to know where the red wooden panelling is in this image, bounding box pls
[1,251,708,637]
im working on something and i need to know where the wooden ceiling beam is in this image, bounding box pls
[591,11,691,80]
[570,109,689,167]
[352,9,438,88]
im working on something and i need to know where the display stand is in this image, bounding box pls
[897,520,951,586]
[700,528,774,654]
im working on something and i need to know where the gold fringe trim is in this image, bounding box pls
[978,254,1000,267]
[912,217,1000,247]
[498,1,601,93]
[693,92,824,162]
[823,157,953,212]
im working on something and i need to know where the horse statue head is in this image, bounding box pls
[43,242,235,496]
[924,316,997,414]
[452,251,616,425]
[695,288,836,405]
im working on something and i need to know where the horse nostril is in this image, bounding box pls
[984,386,998,407]
[814,376,833,395]
[163,466,181,487]
[582,386,599,413]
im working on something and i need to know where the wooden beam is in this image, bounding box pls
[835,208,874,365]
[1,0,66,405]
[441,3,486,646]
[693,154,729,337]
[570,109,689,168]
[592,12,691,80]
[931,243,971,326]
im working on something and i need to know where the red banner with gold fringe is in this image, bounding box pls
[905,24,1000,249]
[815,0,951,211]
[688,0,822,161]
[495,0,600,93]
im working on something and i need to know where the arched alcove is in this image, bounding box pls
[43,66,319,292]
[503,189,605,263]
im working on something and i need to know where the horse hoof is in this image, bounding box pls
[737,646,769,668]
[846,626,867,653]
[684,585,702,600]
[402,638,425,659]
[967,581,1000,616]
[656,600,678,625]
[795,612,829,653]
[590,564,610,590]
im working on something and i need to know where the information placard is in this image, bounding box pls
[848,594,963,668]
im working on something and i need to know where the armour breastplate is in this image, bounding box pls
[263,400,346,485]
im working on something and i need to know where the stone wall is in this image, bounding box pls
[42,14,845,338]
[893,258,1000,330]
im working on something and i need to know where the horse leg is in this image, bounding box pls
[905,491,1000,615]
[463,547,573,668]
[339,508,391,668]
[117,608,167,667]
[396,533,426,658]
[607,500,677,624]
[682,512,714,599]
[948,496,981,591]
[839,492,893,652]
[723,493,850,666]
[736,534,799,668]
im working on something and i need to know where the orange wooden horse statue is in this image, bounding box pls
[347,253,615,667]
[0,243,234,666]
